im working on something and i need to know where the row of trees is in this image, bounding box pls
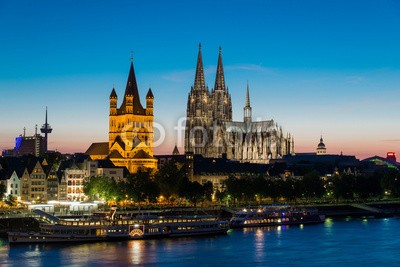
[221,171,325,203]
[83,162,212,206]
[222,169,400,204]
[83,161,400,206]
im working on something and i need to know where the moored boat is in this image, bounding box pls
[8,210,229,244]
[230,205,325,228]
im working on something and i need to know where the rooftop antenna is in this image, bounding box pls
[35,124,38,135]
[23,127,26,137]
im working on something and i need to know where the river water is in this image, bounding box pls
[1,217,399,266]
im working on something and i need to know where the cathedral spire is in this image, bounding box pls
[214,46,226,91]
[244,82,252,123]
[245,81,250,107]
[194,43,206,91]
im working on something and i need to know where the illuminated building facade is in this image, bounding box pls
[64,166,87,202]
[20,159,48,202]
[4,171,21,200]
[185,45,294,163]
[85,58,158,173]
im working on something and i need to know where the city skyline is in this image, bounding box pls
[1,0,400,159]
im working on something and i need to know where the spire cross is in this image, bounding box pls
[130,50,134,62]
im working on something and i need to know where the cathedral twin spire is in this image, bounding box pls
[190,44,232,122]
[193,44,227,92]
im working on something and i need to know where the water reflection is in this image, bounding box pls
[325,217,333,228]
[345,216,352,222]
[254,228,265,261]
[2,218,400,266]
[129,240,144,265]
[7,244,46,267]
[242,225,289,234]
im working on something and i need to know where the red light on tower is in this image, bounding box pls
[387,152,396,162]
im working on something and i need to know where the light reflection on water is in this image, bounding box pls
[1,218,400,266]
[254,228,264,261]
[129,239,143,265]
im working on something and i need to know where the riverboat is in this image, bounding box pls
[8,210,229,244]
[229,205,325,228]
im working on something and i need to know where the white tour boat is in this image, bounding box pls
[230,205,325,228]
[8,209,229,244]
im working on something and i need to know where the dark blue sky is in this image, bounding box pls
[1,0,400,157]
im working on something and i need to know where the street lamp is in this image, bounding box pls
[226,194,231,207]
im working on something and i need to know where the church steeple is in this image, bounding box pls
[110,88,117,99]
[126,61,142,101]
[214,46,226,91]
[244,81,252,123]
[109,87,117,115]
[146,87,154,116]
[194,43,206,91]
[172,145,180,155]
[120,57,145,114]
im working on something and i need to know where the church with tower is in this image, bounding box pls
[185,44,294,163]
[85,57,158,173]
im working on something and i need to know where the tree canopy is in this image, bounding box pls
[0,184,6,199]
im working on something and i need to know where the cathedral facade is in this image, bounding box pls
[185,45,294,163]
[86,59,158,173]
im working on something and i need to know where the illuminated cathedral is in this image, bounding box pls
[185,44,295,163]
[86,58,157,173]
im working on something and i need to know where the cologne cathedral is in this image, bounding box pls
[185,44,294,163]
